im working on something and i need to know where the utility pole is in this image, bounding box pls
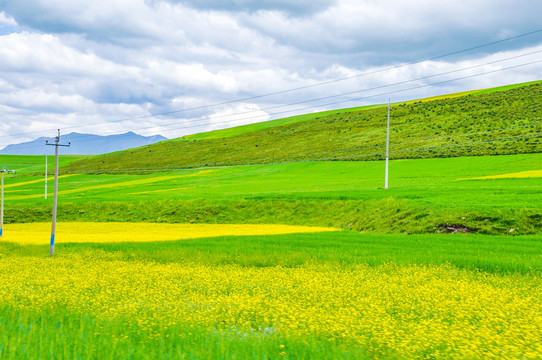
[46,130,70,257]
[385,99,390,190]
[1,168,16,237]
[45,148,48,199]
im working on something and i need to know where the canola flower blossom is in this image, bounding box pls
[0,253,541,359]
[461,169,542,180]
[1,222,339,245]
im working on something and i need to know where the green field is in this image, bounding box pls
[2,153,540,235]
[1,81,542,359]
[0,154,84,174]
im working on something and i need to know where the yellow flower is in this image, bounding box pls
[2,222,339,245]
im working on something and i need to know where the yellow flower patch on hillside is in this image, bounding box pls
[5,175,74,188]
[8,175,179,200]
[2,222,339,245]
[461,169,542,180]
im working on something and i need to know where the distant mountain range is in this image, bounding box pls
[0,132,168,155]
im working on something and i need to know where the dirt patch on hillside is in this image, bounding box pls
[437,223,475,234]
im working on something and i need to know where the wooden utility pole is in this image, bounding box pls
[46,129,70,257]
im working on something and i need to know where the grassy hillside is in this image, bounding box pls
[66,81,542,173]
[182,104,384,141]
[184,80,542,141]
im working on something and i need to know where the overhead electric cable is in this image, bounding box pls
[5,56,542,154]
[127,58,542,137]
[4,27,542,139]
[10,50,541,153]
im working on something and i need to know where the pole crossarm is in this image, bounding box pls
[46,129,70,257]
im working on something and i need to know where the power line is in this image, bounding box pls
[105,58,541,141]
[5,67,542,158]
[7,51,542,154]
[92,48,539,137]
[4,28,542,139]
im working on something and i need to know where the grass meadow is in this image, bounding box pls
[2,153,541,234]
[0,154,84,174]
[3,153,539,207]
[0,228,541,359]
[0,152,541,359]
[182,80,542,142]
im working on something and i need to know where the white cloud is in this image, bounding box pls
[200,103,271,132]
[0,32,121,77]
[240,0,542,61]
[0,11,16,25]
[0,0,541,146]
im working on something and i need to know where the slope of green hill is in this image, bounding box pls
[181,104,384,141]
[183,80,542,141]
[66,81,542,173]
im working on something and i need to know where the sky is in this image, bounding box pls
[1,0,542,147]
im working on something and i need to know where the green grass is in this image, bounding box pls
[6,197,541,235]
[7,153,541,206]
[4,153,541,235]
[0,154,85,174]
[2,153,541,359]
[4,231,540,275]
[0,305,368,360]
[65,81,542,172]
[2,81,542,360]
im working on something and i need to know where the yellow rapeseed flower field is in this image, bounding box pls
[1,222,339,245]
[0,254,541,359]
[1,222,541,358]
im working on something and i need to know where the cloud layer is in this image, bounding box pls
[0,0,541,146]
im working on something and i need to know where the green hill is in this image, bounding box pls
[66,81,542,173]
[183,80,542,141]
